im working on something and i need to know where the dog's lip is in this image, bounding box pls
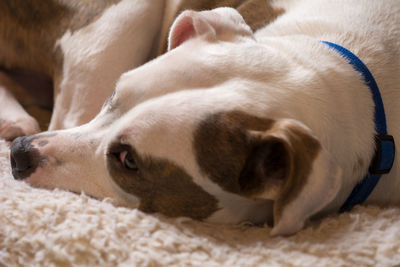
[21,164,117,201]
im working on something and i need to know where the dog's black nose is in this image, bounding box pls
[10,136,39,180]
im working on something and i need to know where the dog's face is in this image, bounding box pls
[11,8,342,235]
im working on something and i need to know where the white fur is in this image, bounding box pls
[271,149,342,236]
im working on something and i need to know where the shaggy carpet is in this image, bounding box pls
[0,139,399,266]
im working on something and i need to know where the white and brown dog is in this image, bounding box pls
[9,0,400,236]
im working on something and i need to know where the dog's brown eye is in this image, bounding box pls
[120,151,139,171]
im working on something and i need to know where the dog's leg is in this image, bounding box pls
[47,0,165,130]
[0,71,40,141]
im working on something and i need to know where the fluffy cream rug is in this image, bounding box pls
[0,139,399,266]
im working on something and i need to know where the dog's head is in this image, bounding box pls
[10,8,342,235]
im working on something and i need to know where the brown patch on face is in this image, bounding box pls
[107,144,218,220]
[194,111,321,223]
[193,111,275,194]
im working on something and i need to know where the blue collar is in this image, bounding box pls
[321,41,396,212]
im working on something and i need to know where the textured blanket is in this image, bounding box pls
[0,139,399,266]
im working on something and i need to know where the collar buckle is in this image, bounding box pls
[369,134,396,174]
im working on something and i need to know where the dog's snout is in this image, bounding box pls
[10,136,39,180]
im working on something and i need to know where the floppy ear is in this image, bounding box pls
[168,7,253,51]
[240,119,342,236]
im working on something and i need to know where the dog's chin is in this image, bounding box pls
[17,167,125,205]
[20,168,54,190]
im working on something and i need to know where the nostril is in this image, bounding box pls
[10,136,39,180]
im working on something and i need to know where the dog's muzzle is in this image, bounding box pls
[10,136,40,180]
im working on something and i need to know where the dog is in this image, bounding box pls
[9,0,400,236]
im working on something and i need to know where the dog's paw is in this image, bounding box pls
[0,117,40,141]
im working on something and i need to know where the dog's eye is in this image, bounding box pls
[119,151,139,171]
[108,144,140,172]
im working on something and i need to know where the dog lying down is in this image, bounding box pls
[10,1,400,236]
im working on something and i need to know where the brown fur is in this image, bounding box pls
[0,0,121,76]
[193,111,275,194]
[193,111,321,224]
[0,69,53,130]
[238,135,289,197]
[107,143,219,220]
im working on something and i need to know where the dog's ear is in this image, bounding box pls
[168,7,253,51]
[240,119,342,236]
